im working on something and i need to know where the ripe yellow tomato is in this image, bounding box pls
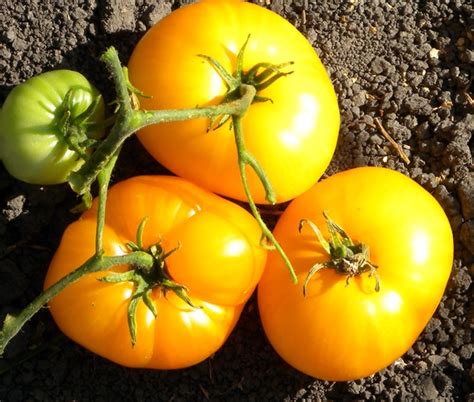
[45,176,266,369]
[258,167,453,381]
[128,0,339,203]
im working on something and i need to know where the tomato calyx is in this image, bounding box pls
[56,87,105,160]
[199,35,293,130]
[99,218,200,346]
[299,211,380,296]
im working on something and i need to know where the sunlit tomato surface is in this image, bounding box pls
[0,70,104,184]
[45,176,266,369]
[128,0,340,203]
[258,167,453,381]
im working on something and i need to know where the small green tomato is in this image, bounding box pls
[0,70,105,185]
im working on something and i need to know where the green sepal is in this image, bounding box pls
[299,212,380,294]
[98,218,199,346]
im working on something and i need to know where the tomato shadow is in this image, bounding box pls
[128,295,320,401]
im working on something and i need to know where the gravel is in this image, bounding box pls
[0,0,472,400]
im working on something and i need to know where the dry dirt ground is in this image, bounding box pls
[0,0,473,400]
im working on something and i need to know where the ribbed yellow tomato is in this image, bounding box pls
[45,176,266,369]
[128,0,339,203]
[258,167,453,381]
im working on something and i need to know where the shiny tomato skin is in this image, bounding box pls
[44,176,266,369]
[0,70,104,184]
[258,167,453,381]
[128,0,340,204]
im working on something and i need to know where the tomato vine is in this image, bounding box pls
[0,44,296,356]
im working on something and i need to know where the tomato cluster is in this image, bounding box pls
[1,0,453,381]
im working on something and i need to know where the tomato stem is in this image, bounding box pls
[200,37,297,282]
[0,252,154,356]
[0,43,298,354]
[95,148,120,255]
[232,115,297,284]
[68,47,257,196]
[0,149,154,355]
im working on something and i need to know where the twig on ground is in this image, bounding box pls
[374,117,410,165]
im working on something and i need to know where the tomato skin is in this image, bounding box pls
[128,0,339,203]
[44,176,266,369]
[258,167,453,381]
[0,70,104,185]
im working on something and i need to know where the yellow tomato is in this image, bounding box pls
[45,176,266,368]
[258,167,453,381]
[128,0,339,203]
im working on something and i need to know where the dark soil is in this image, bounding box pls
[0,0,473,400]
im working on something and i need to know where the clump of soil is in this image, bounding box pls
[0,0,472,400]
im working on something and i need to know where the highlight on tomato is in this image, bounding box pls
[44,175,266,369]
[0,70,104,185]
[258,167,453,381]
[128,0,340,204]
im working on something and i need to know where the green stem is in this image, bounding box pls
[1,141,127,356]
[102,48,133,113]
[68,47,257,196]
[0,44,298,356]
[95,150,120,254]
[0,251,154,356]
[232,116,297,284]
